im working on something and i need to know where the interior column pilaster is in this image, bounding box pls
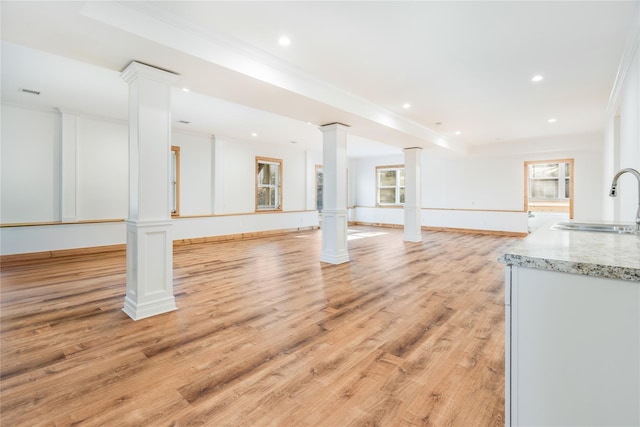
[319,123,350,264]
[121,61,179,320]
[404,147,423,242]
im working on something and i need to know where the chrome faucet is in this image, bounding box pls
[609,167,640,232]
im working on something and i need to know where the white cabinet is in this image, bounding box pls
[505,265,640,426]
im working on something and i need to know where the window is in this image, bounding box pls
[376,165,405,206]
[528,161,571,200]
[170,146,180,216]
[524,158,574,219]
[256,157,282,211]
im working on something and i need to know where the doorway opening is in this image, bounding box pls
[524,159,574,230]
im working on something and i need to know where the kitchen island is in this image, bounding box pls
[500,222,640,427]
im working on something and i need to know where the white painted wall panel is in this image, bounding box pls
[440,156,523,211]
[172,211,319,241]
[1,105,60,222]
[0,222,126,254]
[0,212,319,255]
[350,206,403,226]
[280,146,307,212]
[76,117,128,220]
[423,209,528,233]
[173,131,212,216]
[422,151,447,208]
[350,207,528,234]
[616,48,640,223]
[219,137,253,213]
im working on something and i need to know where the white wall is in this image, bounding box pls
[604,6,640,223]
[214,136,310,214]
[353,154,404,207]
[0,105,319,255]
[0,222,127,255]
[218,136,255,214]
[173,131,212,216]
[76,116,128,220]
[1,105,61,223]
[0,212,320,255]
[0,101,616,253]
[173,211,318,241]
[445,135,604,219]
[425,155,524,211]
[349,134,603,233]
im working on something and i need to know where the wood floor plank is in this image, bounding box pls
[1,226,518,426]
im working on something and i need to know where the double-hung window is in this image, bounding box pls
[256,157,282,211]
[376,165,405,206]
[528,162,571,201]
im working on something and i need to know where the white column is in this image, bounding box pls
[211,135,224,215]
[121,62,179,320]
[320,123,350,264]
[404,147,423,242]
[59,110,78,223]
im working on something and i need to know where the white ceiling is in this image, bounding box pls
[1,1,638,157]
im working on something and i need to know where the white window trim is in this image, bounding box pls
[376,165,405,206]
[528,161,570,201]
[256,156,283,211]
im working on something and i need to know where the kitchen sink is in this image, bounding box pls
[551,221,637,234]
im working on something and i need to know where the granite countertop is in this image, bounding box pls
[499,221,640,282]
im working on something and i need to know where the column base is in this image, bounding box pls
[320,209,350,265]
[123,295,176,321]
[403,232,423,243]
[320,252,350,265]
[124,219,176,321]
[404,205,423,242]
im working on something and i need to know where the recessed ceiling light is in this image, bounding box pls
[403,103,411,109]
[252,132,258,137]
[548,118,557,123]
[531,75,544,83]
[455,131,462,135]
[435,121,442,126]
[182,87,190,92]
[278,36,291,46]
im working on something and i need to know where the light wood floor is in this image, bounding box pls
[1,226,519,426]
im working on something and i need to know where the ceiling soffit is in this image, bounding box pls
[79,1,465,153]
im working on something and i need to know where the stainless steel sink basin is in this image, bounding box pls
[551,221,637,234]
